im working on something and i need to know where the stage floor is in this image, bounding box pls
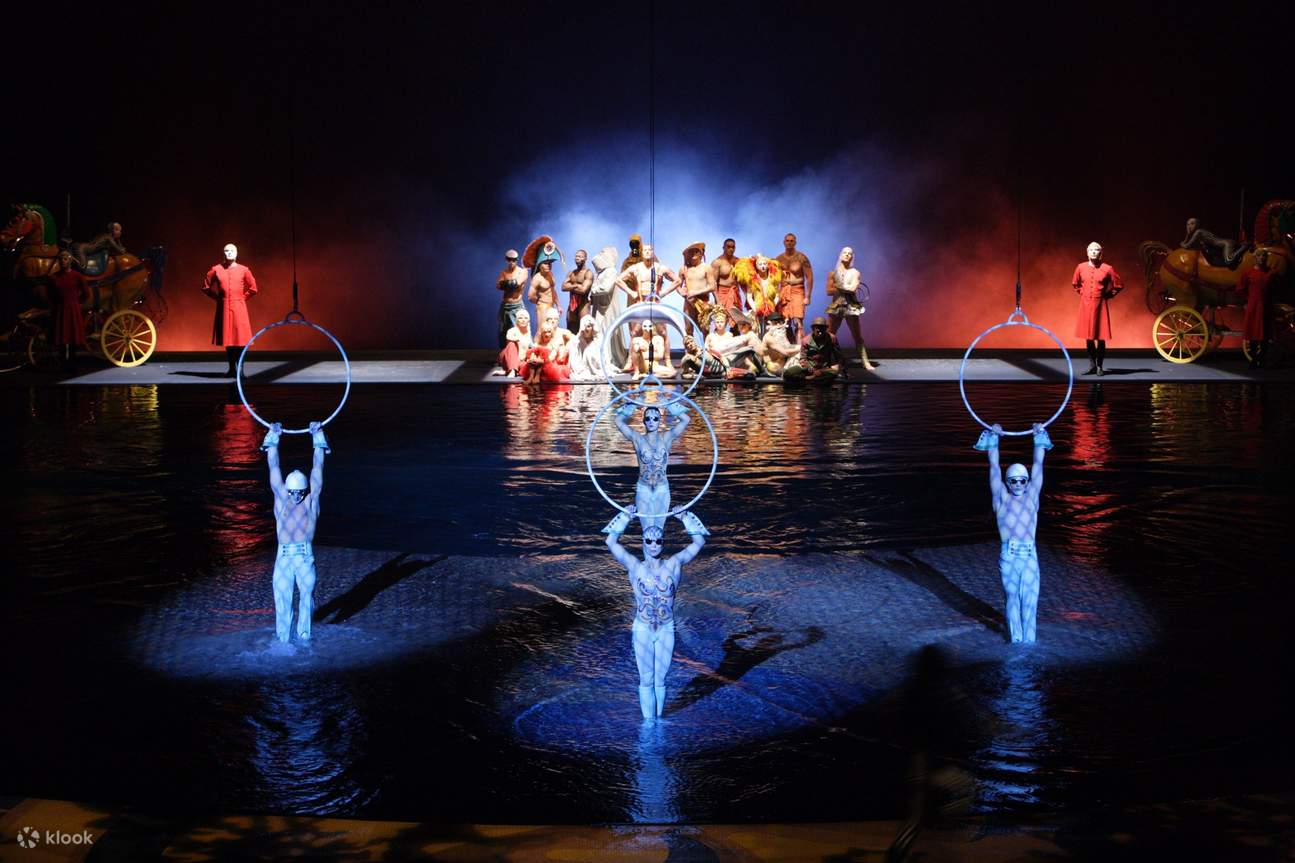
[2,349,1290,386]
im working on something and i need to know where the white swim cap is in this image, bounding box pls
[286,470,308,490]
[1006,463,1029,481]
[643,525,664,541]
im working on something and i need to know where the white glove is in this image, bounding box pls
[676,510,710,537]
[261,427,281,451]
[312,427,330,453]
[1033,426,1054,451]
[602,508,633,536]
[973,429,998,451]
[667,400,689,418]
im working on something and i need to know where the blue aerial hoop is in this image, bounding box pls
[959,306,1073,435]
[584,382,719,519]
[236,309,352,434]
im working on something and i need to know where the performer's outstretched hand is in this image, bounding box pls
[676,510,710,536]
[261,422,283,451]
[992,423,1003,436]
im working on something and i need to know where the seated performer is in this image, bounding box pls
[613,400,691,531]
[977,421,1051,644]
[69,221,126,271]
[567,315,604,381]
[783,317,842,383]
[761,313,800,376]
[1180,217,1248,268]
[623,319,675,380]
[603,505,709,721]
[727,310,766,375]
[524,315,570,383]
[679,333,726,379]
[493,308,533,377]
[261,420,329,644]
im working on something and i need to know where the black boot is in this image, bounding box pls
[1083,340,1097,375]
[224,345,240,377]
[1096,340,1107,376]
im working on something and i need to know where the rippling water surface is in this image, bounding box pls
[2,381,1292,823]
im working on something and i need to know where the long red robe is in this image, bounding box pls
[1237,265,1275,341]
[1072,261,1123,340]
[203,262,258,345]
[49,270,87,347]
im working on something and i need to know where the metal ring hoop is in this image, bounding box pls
[959,310,1073,436]
[584,387,718,519]
[236,315,352,433]
[600,302,701,409]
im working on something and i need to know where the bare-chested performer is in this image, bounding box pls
[261,420,329,644]
[613,401,691,531]
[677,242,714,335]
[760,312,800,375]
[978,421,1052,644]
[616,242,677,304]
[622,319,676,380]
[528,260,560,326]
[775,232,813,342]
[495,249,528,353]
[562,249,594,333]
[710,237,745,316]
[604,505,709,721]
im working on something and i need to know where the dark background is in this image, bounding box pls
[6,0,1292,349]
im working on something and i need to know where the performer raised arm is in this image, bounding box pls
[262,420,328,644]
[604,505,709,721]
[613,401,691,530]
[978,421,1051,644]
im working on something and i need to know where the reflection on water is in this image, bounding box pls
[2,381,1293,822]
[632,722,681,824]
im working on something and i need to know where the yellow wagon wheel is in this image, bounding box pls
[100,309,157,367]
[1153,305,1210,364]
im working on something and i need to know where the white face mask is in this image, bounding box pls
[223,244,238,262]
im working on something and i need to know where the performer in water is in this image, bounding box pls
[604,505,709,721]
[261,420,328,644]
[613,401,691,531]
[977,421,1051,644]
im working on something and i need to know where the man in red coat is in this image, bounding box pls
[49,250,88,369]
[1071,241,1123,376]
[203,243,259,376]
[1238,249,1276,369]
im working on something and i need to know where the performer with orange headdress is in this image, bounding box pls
[733,253,782,334]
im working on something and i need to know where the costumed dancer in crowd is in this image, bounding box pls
[604,505,709,721]
[48,250,88,369]
[261,419,329,644]
[825,246,877,373]
[613,400,692,532]
[494,308,533,377]
[976,422,1051,644]
[677,242,714,336]
[203,243,259,377]
[1181,217,1248,268]
[567,315,604,381]
[523,235,565,328]
[606,235,645,370]
[623,319,676,380]
[562,249,593,334]
[761,312,800,376]
[524,312,571,383]
[1238,249,1276,369]
[710,238,744,320]
[588,246,620,337]
[1071,241,1123,376]
[69,221,126,272]
[495,249,528,360]
[679,332,726,379]
[734,253,781,335]
[784,316,843,383]
[775,232,813,343]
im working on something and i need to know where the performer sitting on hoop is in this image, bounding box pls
[262,420,328,644]
[978,421,1052,644]
[613,400,691,531]
[604,504,709,721]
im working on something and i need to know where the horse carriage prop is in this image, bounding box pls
[1,204,166,369]
[1139,199,1295,364]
